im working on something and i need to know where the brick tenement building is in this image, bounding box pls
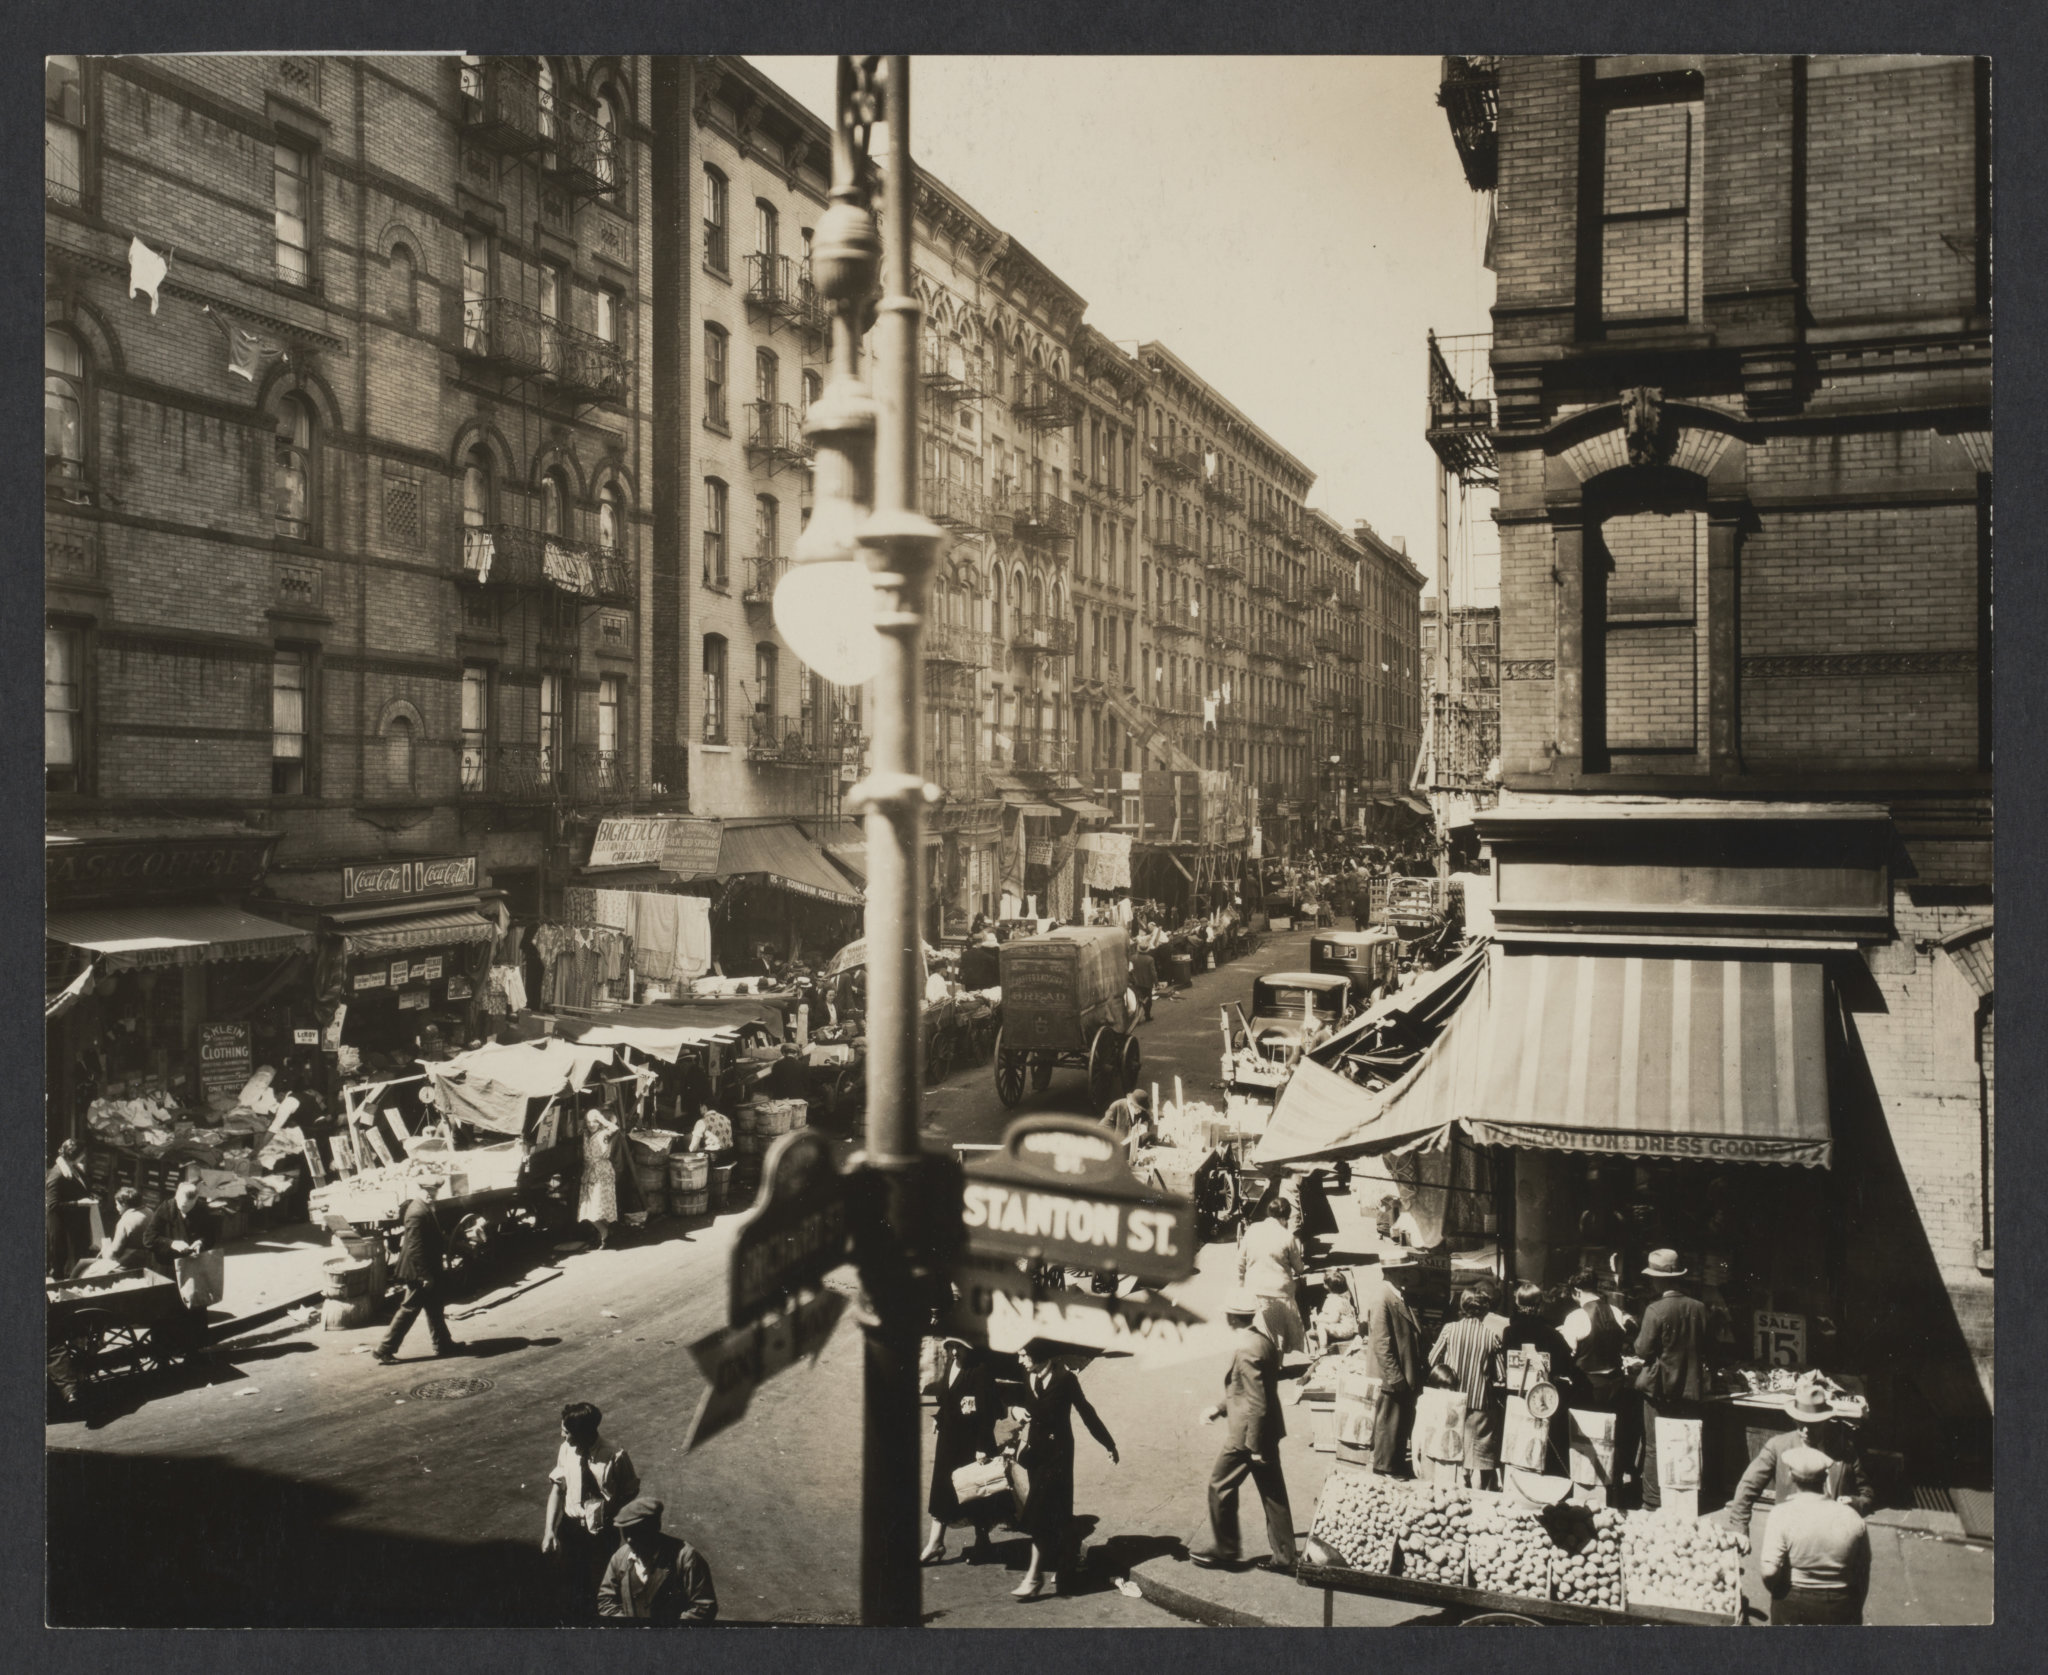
[1430,55,1992,1474]
[45,54,657,1117]
[1354,521,1428,817]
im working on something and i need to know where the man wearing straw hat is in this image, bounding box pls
[1191,1290,1297,1574]
[1632,1248,1710,1510]
[1726,1375,1875,1540]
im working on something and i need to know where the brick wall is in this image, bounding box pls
[1492,57,1582,339]
[1599,101,1700,323]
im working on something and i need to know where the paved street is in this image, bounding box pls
[47,931,1317,1629]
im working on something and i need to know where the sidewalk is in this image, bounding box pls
[205,1222,336,1340]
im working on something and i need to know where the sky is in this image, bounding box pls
[748,55,1501,607]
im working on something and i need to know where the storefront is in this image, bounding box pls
[45,826,316,1153]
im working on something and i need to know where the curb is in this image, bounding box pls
[208,1290,323,1343]
[1126,1561,1286,1629]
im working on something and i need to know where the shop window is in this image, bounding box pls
[703,166,729,273]
[274,138,314,288]
[597,674,622,762]
[460,665,490,790]
[45,623,85,794]
[385,714,415,795]
[703,476,728,586]
[46,56,86,206]
[704,322,728,427]
[272,648,311,794]
[273,394,317,542]
[702,634,728,744]
[44,326,87,491]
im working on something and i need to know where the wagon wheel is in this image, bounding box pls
[993,1029,1027,1107]
[925,1028,955,1087]
[1120,1032,1142,1094]
[1194,1165,1241,1242]
[831,1062,866,1122]
[62,1310,113,1382]
[1029,1054,1055,1093]
[1086,1028,1121,1110]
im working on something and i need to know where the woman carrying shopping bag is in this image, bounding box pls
[923,1338,1002,1566]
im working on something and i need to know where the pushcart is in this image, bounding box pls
[47,1269,197,1383]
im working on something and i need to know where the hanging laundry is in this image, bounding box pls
[676,893,713,980]
[1203,697,1219,728]
[127,237,169,314]
[204,304,290,383]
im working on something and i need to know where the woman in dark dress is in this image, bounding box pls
[1007,1342,1119,1599]
[922,1338,1000,1565]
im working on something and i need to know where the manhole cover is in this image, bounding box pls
[409,1377,495,1401]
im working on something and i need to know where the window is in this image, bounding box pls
[535,58,558,150]
[755,642,778,728]
[461,445,493,572]
[756,347,778,409]
[45,328,85,486]
[703,167,729,272]
[801,368,821,417]
[539,671,565,782]
[703,477,728,586]
[1598,91,1704,327]
[460,665,490,790]
[702,635,728,744]
[597,675,622,761]
[389,241,417,327]
[704,323,728,427]
[597,486,622,552]
[540,472,566,538]
[538,264,563,375]
[595,286,617,345]
[272,649,309,794]
[45,624,84,793]
[594,90,620,192]
[462,232,490,353]
[755,493,779,559]
[385,715,415,795]
[46,56,84,205]
[274,395,315,541]
[755,199,779,258]
[274,140,313,287]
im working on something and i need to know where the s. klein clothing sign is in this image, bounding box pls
[341,855,477,902]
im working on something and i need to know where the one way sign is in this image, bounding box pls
[682,1287,847,1452]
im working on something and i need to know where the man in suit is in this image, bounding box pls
[1192,1291,1297,1573]
[373,1189,461,1364]
[1634,1248,1710,1509]
[144,1176,220,1277]
[597,1498,718,1623]
[1364,1253,1426,1477]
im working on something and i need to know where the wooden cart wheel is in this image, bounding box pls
[1086,1028,1121,1110]
[831,1063,865,1120]
[1029,1054,1055,1093]
[1120,1031,1142,1093]
[993,1030,1027,1107]
[926,1028,955,1087]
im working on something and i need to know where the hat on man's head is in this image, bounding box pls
[1789,1379,1836,1425]
[1782,1446,1833,1485]
[614,1497,664,1533]
[1643,1248,1687,1279]
[1223,1289,1262,1320]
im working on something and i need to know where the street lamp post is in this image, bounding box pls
[773,54,949,1630]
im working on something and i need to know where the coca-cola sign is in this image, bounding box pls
[341,854,478,902]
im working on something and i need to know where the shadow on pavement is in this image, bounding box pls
[48,1448,571,1626]
[1083,1533,1187,1594]
[53,1341,320,1432]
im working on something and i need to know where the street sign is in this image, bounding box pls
[962,1116,1197,1287]
[684,1287,848,1451]
[728,1128,853,1327]
[945,1258,1205,1353]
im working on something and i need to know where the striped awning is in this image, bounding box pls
[1465,948,1832,1167]
[46,904,314,971]
[342,909,498,958]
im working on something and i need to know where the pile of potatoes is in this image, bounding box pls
[1549,1508,1625,1609]
[1620,1511,1746,1617]
[1466,1502,1554,1599]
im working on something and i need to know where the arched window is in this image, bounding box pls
[702,166,728,272]
[45,327,85,486]
[594,89,620,191]
[755,199,779,258]
[540,471,567,538]
[461,445,493,574]
[801,368,821,417]
[46,56,85,205]
[756,347,779,409]
[990,567,1004,641]
[535,58,558,147]
[597,485,622,552]
[703,634,728,744]
[755,494,779,561]
[385,714,415,795]
[274,395,315,541]
[389,241,417,327]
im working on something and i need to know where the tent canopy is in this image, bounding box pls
[46,903,313,971]
[424,1037,617,1135]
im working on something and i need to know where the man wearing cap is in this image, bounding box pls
[1101,1086,1154,1163]
[1726,1380,1875,1541]
[597,1498,718,1623]
[1633,1249,1711,1510]
[1757,1447,1870,1624]
[373,1188,460,1364]
[1362,1252,1426,1477]
[1191,1290,1297,1573]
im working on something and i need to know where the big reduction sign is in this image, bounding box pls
[962,1115,1197,1288]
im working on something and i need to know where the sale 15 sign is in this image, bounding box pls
[961,1115,1196,1287]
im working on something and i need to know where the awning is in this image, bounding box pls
[1006,801,1064,819]
[1466,948,1832,1167]
[46,903,314,972]
[1399,794,1432,817]
[335,906,498,958]
[804,819,868,887]
[1057,798,1114,821]
[717,822,863,905]
[423,1037,619,1136]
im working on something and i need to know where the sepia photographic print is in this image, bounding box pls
[42,49,1994,1631]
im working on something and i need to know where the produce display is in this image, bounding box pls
[1621,1510,1746,1616]
[1548,1510,1625,1609]
[1308,1471,1737,1619]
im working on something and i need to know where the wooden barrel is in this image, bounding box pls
[675,1188,709,1220]
[711,1163,736,1210]
[667,1150,709,1193]
[322,1257,373,1300]
[631,1160,668,1216]
[322,1294,377,1331]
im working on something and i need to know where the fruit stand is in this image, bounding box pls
[1298,1463,1745,1626]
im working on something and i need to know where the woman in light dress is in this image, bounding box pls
[579,1101,621,1248]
